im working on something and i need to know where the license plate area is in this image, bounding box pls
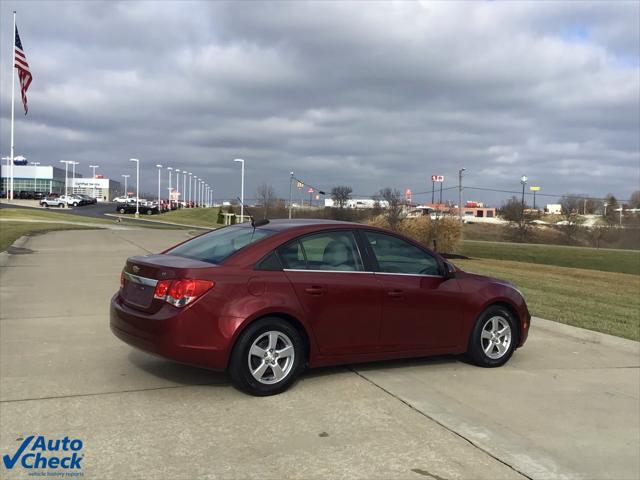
[121,272,157,309]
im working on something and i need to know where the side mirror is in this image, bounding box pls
[443,262,456,280]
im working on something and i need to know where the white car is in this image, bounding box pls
[59,195,84,207]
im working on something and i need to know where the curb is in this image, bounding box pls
[0,234,31,268]
[531,316,639,353]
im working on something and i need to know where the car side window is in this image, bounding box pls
[278,231,364,271]
[364,231,440,276]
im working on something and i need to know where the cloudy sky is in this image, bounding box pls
[1,0,638,204]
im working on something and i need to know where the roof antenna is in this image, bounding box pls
[236,197,269,229]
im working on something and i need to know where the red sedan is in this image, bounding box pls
[111,219,530,396]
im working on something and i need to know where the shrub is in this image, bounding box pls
[366,215,462,253]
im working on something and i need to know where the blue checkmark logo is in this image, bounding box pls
[3,436,34,469]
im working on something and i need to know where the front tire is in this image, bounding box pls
[228,317,305,396]
[467,305,518,367]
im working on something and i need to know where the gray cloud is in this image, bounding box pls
[1,0,638,204]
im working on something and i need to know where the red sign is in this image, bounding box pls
[431,175,444,182]
[405,188,412,197]
[307,187,314,193]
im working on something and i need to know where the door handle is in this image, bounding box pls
[304,286,326,295]
[387,289,404,298]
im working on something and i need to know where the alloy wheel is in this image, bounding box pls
[480,316,512,360]
[247,331,295,385]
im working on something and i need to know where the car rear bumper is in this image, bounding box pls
[110,293,232,371]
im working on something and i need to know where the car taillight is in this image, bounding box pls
[153,279,214,307]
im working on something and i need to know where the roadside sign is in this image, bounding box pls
[297,181,304,189]
[431,175,444,182]
[530,186,541,191]
[307,187,314,193]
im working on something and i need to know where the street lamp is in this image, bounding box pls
[32,162,40,193]
[167,167,173,204]
[201,180,205,207]
[188,172,192,206]
[130,158,140,217]
[520,175,528,224]
[70,161,79,195]
[458,168,466,223]
[234,158,245,221]
[193,176,198,206]
[89,165,99,199]
[60,160,73,196]
[288,171,294,219]
[183,171,187,205]
[156,164,162,204]
[121,174,130,198]
[175,169,181,206]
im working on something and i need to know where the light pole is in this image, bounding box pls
[167,167,173,204]
[520,175,528,225]
[31,162,40,192]
[458,168,465,223]
[89,165,99,198]
[234,158,245,221]
[175,169,181,206]
[188,172,192,206]
[70,161,79,195]
[201,180,205,207]
[130,158,140,217]
[156,164,162,204]
[193,176,198,206]
[60,160,72,196]
[121,174,130,198]
[288,171,294,219]
[183,171,187,205]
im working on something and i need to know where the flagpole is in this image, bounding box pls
[9,11,16,201]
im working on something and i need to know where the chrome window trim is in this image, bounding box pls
[375,271,444,279]
[123,271,158,287]
[283,268,443,278]
[283,268,372,274]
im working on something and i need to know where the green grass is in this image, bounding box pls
[457,240,640,275]
[126,207,221,228]
[0,221,101,252]
[452,258,640,341]
[0,208,116,225]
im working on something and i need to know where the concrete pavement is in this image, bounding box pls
[0,229,638,479]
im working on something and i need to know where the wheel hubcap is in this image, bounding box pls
[480,316,512,359]
[247,331,295,385]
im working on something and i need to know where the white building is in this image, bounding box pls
[71,177,123,201]
[324,198,389,209]
[545,204,562,215]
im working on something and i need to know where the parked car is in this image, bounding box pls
[115,202,158,215]
[77,194,97,205]
[112,196,131,203]
[59,195,86,207]
[40,196,66,208]
[111,219,531,397]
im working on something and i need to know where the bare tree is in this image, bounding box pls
[331,185,352,209]
[256,182,275,218]
[378,187,404,231]
[499,196,536,242]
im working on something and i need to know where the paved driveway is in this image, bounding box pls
[1,229,638,479]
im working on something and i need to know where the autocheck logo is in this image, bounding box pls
[3,435,84,474]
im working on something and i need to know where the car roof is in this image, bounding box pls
[238,218,357,232]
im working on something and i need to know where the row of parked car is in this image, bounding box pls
[1,190,46,200]
[40,193,98,208]
[114,197,196,215]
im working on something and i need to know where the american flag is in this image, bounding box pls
[14,25,32,115]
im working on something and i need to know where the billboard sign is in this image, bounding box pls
[431,175,444,182]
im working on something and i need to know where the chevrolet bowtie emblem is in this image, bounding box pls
[132,265,140,273]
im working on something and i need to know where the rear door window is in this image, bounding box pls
[278,231,364,271]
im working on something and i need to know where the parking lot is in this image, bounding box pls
[1,229,638,479]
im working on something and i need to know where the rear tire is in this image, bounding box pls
[119,208,126,214]
[228,317,305,396]
[467,305,518,367]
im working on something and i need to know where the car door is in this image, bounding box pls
[279,230,383,355]
[361,230,463,350]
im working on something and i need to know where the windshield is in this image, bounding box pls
[166,226,274,264]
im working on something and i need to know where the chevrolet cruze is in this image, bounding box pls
[111,219,530,396]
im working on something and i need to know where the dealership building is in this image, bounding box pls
[0,163,123,201]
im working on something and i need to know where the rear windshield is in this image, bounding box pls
[166,226,274,264]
